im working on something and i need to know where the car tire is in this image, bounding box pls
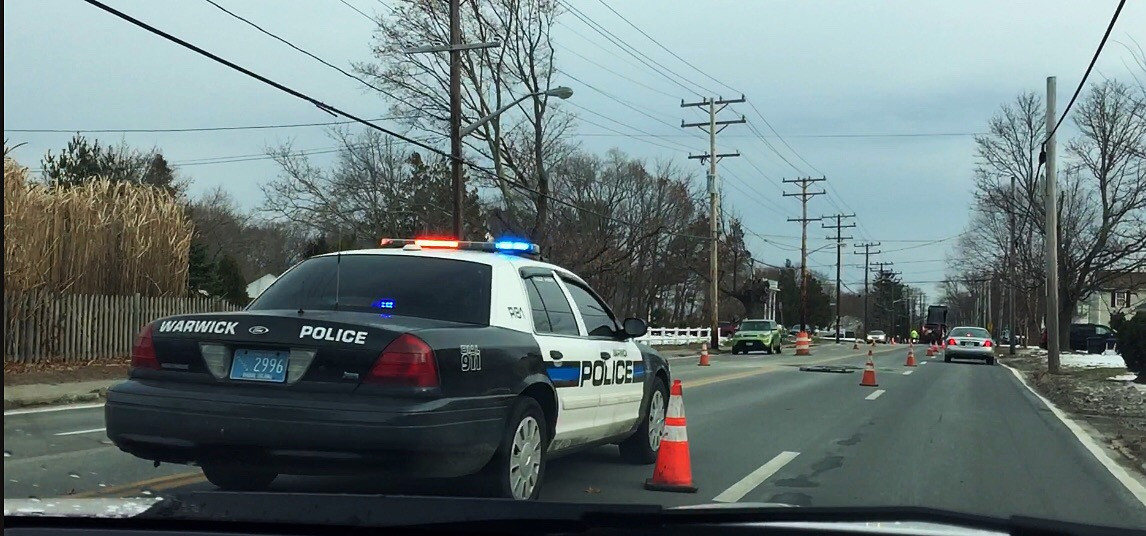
[944,354,952,363]
[201,463,277,491]
[620,376,668,465]
[474,396,545,499]
[986,356,997,366]
[476,397,548,500]
[764,346,773,355]
[774,342,782,354]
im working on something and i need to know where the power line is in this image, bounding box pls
[555,47,680,100]
[204,0,401,101]
[1046,0,1127,142]
[594,0,738,95]
[555,0,710,96]
[569,131,988,139]
[558,69,699,133]
[336,0,375,23]
[78,0,708,245]
[568,103,695,152]
[3,116,416,134]
[80,0,443,157]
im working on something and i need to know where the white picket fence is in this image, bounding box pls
[636,327,726,346]
[4,291,242,364]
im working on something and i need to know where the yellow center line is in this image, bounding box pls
[71,470,204,498]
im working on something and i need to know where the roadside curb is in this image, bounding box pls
[3,383,115,411]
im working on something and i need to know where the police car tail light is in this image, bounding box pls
[982,339,993,347]
[367,333,439,387]
[947,337,957,347]
[131,323,160,370]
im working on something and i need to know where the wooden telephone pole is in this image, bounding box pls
[784,177,825,333]
[682,96,745,349]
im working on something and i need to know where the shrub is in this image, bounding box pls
[1110,312,1146,383]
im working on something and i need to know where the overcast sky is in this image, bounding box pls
[5,0,1144,299]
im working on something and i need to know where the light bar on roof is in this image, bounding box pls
[377,237,540,256]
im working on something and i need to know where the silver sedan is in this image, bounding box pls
[943,326,997,365]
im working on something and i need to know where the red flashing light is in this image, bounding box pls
[414,239,460,248]
[131,323,160,370]
[947,338,957,347]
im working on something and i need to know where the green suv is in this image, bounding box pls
[730,319,783,355]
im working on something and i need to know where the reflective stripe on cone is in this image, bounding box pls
[645,379,697,493]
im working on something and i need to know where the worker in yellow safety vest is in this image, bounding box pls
[910,329,919,344]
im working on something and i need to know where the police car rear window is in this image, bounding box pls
[249,255,492,325]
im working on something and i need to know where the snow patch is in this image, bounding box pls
[1061,353,1127,369]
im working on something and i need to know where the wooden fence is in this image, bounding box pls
[4,291,242,364]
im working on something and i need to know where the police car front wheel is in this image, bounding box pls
[477,397,548,500]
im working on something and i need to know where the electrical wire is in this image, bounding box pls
[204,0,402,102]
[555,0,710,97]
[1045,0,1127,143]
[4,116,417,134]
[80,0,443,157]
[336,0,375,23]
[594,0,739,95]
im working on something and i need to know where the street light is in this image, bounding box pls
[461,87,573,137]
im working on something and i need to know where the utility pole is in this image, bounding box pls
[784,177,826,334]
[871,262,895,332]
[1008,173,1017,355]
[823,213,855,344]
[682,95,746,350]
[1044,76,1061,374]
[854,242,881,337]
[448,0,464,240]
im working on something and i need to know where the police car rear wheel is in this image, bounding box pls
[200,463,277,491]
[619,376,667,464]
[479,397,548,500]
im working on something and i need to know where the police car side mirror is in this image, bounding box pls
[621,317,648,339]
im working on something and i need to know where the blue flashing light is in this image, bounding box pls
[494,240,534,252]
[371,298,396,310]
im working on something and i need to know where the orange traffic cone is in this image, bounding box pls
[644,379,697,493]
[905,345,917,367]
[860,352,879,386]
[852,340,860,350]
[698,342,711,366]
[926,344,935,357]
[891,337,897,346]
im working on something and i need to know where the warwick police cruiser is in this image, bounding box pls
[105,238,672,500]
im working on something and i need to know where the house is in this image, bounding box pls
[1078,271,1146,326]
[246,273,278,300]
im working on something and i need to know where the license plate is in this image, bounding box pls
[229,349,289,383]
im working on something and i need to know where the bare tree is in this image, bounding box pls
[260,129,483,245]
[355,0,573,236]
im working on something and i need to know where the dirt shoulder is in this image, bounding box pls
[1000,352,1146,476]
[4,358,130,387]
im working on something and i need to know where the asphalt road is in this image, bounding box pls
[6,343,1146,529]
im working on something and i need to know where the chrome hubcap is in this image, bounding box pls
[648,390,666,450]
[509,416,542,500]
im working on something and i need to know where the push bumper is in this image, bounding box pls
[105,380,511,478]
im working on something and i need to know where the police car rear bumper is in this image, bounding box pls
[105,379,510,478]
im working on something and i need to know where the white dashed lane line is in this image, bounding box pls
[903,370,914,375]
[54,427,106,437]
[712,451,800,503]
[865,389,886,401]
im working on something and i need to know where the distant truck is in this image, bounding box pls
[921,305,948,344]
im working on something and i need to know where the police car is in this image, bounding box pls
[105,238,672,500]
